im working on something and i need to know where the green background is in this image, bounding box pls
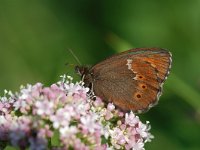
[0,0,200,149]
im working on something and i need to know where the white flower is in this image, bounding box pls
[35,100,54,116]
[136,122,148,138]
[0,116,7,125]
[65,83,82,96]
[132,139,145,150]
[109,127,123,141]
[19,84,32,99]
[101,124,111,139]
[125,111,140,126]
[80,113,101,133]
[59,126,78,137]
[13,99,27,110]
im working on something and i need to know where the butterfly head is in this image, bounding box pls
[75,66,94,88]
[75,65,88,76]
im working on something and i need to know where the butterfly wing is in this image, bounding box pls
[91,48,172,113]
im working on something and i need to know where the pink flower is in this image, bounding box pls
[35,100,54,116]
[107,103,115,111]
[50,107,73,128]
[0,74,153,150]
[93,97,104,107]
[105,110,114,120]
[13,98,30,114]
[38,125,53,138]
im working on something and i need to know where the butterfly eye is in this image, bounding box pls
[90,72,94,77]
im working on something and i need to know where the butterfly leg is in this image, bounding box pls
[86,82,96,100]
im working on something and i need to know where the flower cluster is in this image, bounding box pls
[0,75,153,150]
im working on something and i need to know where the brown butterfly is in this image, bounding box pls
[75,48,172,113]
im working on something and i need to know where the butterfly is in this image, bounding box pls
[75,48,172,113]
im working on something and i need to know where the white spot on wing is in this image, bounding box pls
[133,76,137,80]
[126,59,133,70]
[126,59,137,78]
[150,63,156,68]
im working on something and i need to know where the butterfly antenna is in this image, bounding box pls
[67,48,82,65]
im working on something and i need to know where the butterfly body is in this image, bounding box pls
[76,48,172,113]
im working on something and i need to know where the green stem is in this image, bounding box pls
[166,73,200,111]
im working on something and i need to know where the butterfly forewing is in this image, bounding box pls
[83,48,172,113]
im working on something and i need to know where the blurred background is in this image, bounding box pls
[0,0,200,149]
